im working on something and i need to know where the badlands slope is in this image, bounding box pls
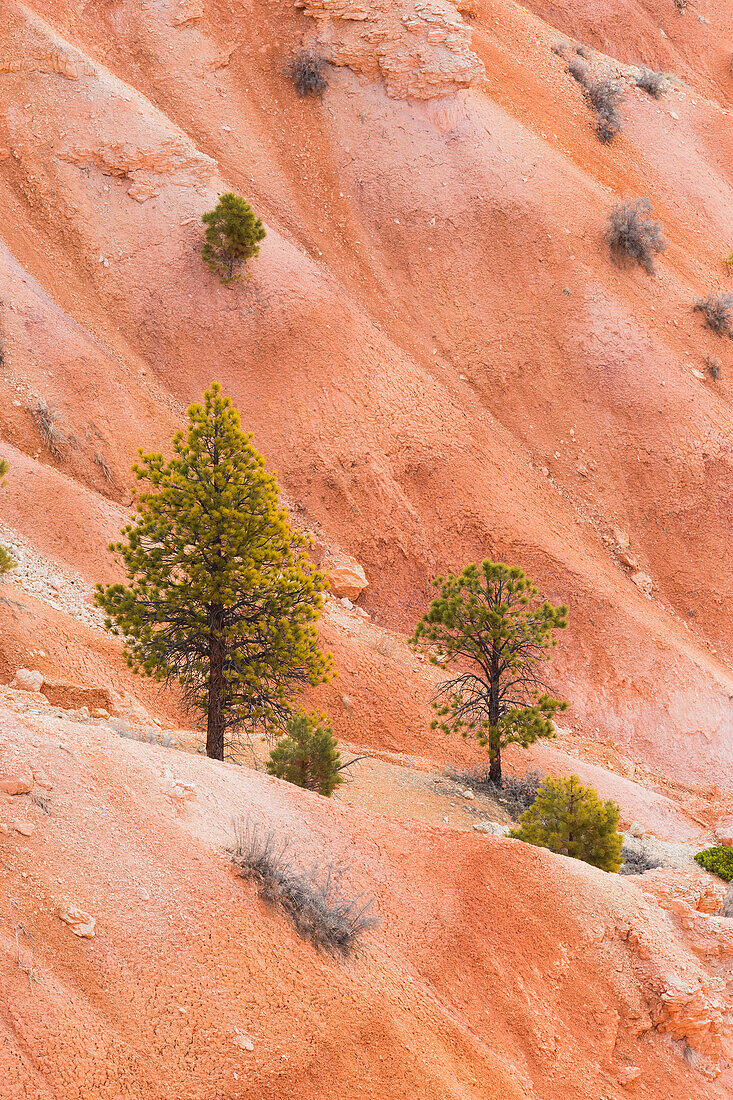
[1,0,733,1096]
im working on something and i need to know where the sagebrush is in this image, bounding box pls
[444,765,543,819]
[31,399,64,456]
[619,839,663,875]
[694,292,733,338]
[635,67,667,98]
[288,50,328,98]
[567,61,623,142]
[230,818,378,956]
[588,79,623,142]
[606,198,667,274]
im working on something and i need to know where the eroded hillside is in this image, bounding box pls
[1,1,733,1096]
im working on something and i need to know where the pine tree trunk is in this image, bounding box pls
[488,646,502,784]
[207,604,225,760]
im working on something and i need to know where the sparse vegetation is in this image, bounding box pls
[267,711,343,797]
[606,198,667,275]
[31,790,52,815]
[724,251,733,274]
[635,67,667,99]
[447,765,543,819]
[0,458,16,577]
[230,817,378,956]
[705,355,722,380]
[95,453,112,483]
[31,398,64,457]
[694,845,733,882]
[619,838,663,875]
[201,193,266,285]
[575,44,590,59]
[694,292,733,338]
[287,49,328,99]
[567,60,623,142]
[551,42,568,56]
[567,57,589,86]
[410,560,568,784]
[510,774,623,873]
[587,78,623,142]
[673,0,688,12]
[95,383,332,761]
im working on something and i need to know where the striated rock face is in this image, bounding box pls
[294,0,485,98]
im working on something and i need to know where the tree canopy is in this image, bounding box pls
[411,560,567,782]
[96,383,332,759]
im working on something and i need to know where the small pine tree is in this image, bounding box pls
[96,384,332,760]
[0,458,16,576]
[266,711,343,796]
[410,560,568,784]
[201,193,266,285]
[510,774,623,872]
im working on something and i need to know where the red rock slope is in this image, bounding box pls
[1,708,732,1099]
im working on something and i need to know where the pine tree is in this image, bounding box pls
[266,711,343,796]
[201,193,266,284]
[410,560,567,784]
[510,775,623,872]
[0,459,16,576]
[96,384,332,760]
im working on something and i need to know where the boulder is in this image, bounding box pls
[40,679,119,715]
[630,571,654,597]
[57,903,96,938]
[473,821,511,836]
[326,554,368,601]
[11,669,44,693]
[617,549,638,570]
[629,822,645,839]
[616,1066,642,1089]
[0,765,34,795]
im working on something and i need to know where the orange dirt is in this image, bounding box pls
[0,0,732,1095]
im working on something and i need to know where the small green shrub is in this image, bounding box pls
[510,774,623,872]
[694,846,733,882]
[0,458,16,577]
[201,193,266,284]
[267,711,343,797]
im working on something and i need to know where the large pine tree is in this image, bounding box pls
[411,560,568,783]
[96,384,332,759]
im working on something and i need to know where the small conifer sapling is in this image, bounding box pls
[267,711,343,796]
[510,774,623,872]
[201,193,266,285]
